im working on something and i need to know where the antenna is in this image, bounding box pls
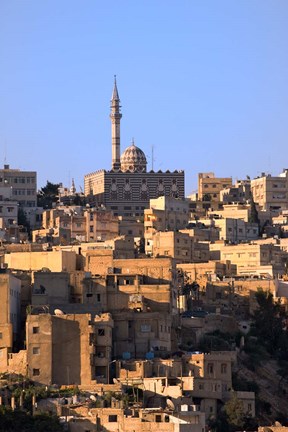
[151,145,155,170]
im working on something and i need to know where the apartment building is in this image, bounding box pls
[251,170,288,213]
[220,179,251,204]
[207,203,251,222]
[4,249,77,273]
[151,231,210,263]
[0,273,21,350]
[26,312,113,385]
[0,164,37,208]
[198,172,232,203]
[208,218,259,243]
[210,242,287,277]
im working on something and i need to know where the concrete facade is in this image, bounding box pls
[0,273,21,350]
[0,164,37,208]
[251,170,288,213]
[198,172,232,203]
[26,312,113,385]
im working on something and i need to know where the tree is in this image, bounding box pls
[18,207,31,236]
[249,192,260,225]
[251,288,285,353]
[37,181,60,209]
[0,407,62,432]
[224,393,246,431]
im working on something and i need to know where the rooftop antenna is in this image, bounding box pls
[151,145,155,170]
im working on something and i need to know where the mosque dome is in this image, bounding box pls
[120,141,147,172]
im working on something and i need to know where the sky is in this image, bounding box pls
[0,1,288,195]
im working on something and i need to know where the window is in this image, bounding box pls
[98,329,105,336]
[0,332,2,339]
[221,363,227,374]
[33,347,40,355]
[108,415,117,422]
[33,368,40,376]
[155,415,162,423]
[32,326,39,334]
[97,294,101,302]
[141,324,151,332]
[207,363,214,374]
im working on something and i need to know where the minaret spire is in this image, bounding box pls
[110,75,122,170]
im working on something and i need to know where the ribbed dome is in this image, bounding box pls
[120,142,147,172]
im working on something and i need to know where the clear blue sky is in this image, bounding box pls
[1,1,288,195]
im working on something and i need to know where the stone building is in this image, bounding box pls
[251,169,288,214]
[0,273,21,350]
[26,312,113,385]
[198,172,232,203]
[84,78,185,217]
[0,164,37,208]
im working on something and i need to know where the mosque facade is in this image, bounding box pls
[84,79,185,217]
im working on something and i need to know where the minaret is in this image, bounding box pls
[110,76,122,170]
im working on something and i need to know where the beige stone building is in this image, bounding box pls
[26,312,113,385]
[68,405,206,432]
[220,179,251,204]
[151,231,210,263]
[201,217,259,243]
[177,261,237,283]
[36,206,119,244]
[144,196,190,255]
[251,169,288,214]
[198,172,232,203]
[0,273,21,351]
[0,164,37,208]
[117,351,255,420]
[209,242,286,277]
[0,185,19,234]
[84,207,119,242]
[207,203,251,222]
[4,249,77,273]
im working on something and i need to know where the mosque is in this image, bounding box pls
[84,78,185,217]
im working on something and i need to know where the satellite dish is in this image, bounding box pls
[166,398,175,411]
[275,422,282,427]
[113,378,119,384]
[54,309,65,315]
[90,395,97,401]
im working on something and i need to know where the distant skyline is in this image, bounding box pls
[1,1,288,195]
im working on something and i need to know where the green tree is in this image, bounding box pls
[0,407,62,432]
[37,181,60,209]
[224,393,246,430]
[251,288,284,353]
[249,192,260,225]
[18,207,31,237]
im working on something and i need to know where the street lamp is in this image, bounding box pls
[107,360,117,384]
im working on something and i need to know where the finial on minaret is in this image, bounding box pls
[112,75,120,101]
